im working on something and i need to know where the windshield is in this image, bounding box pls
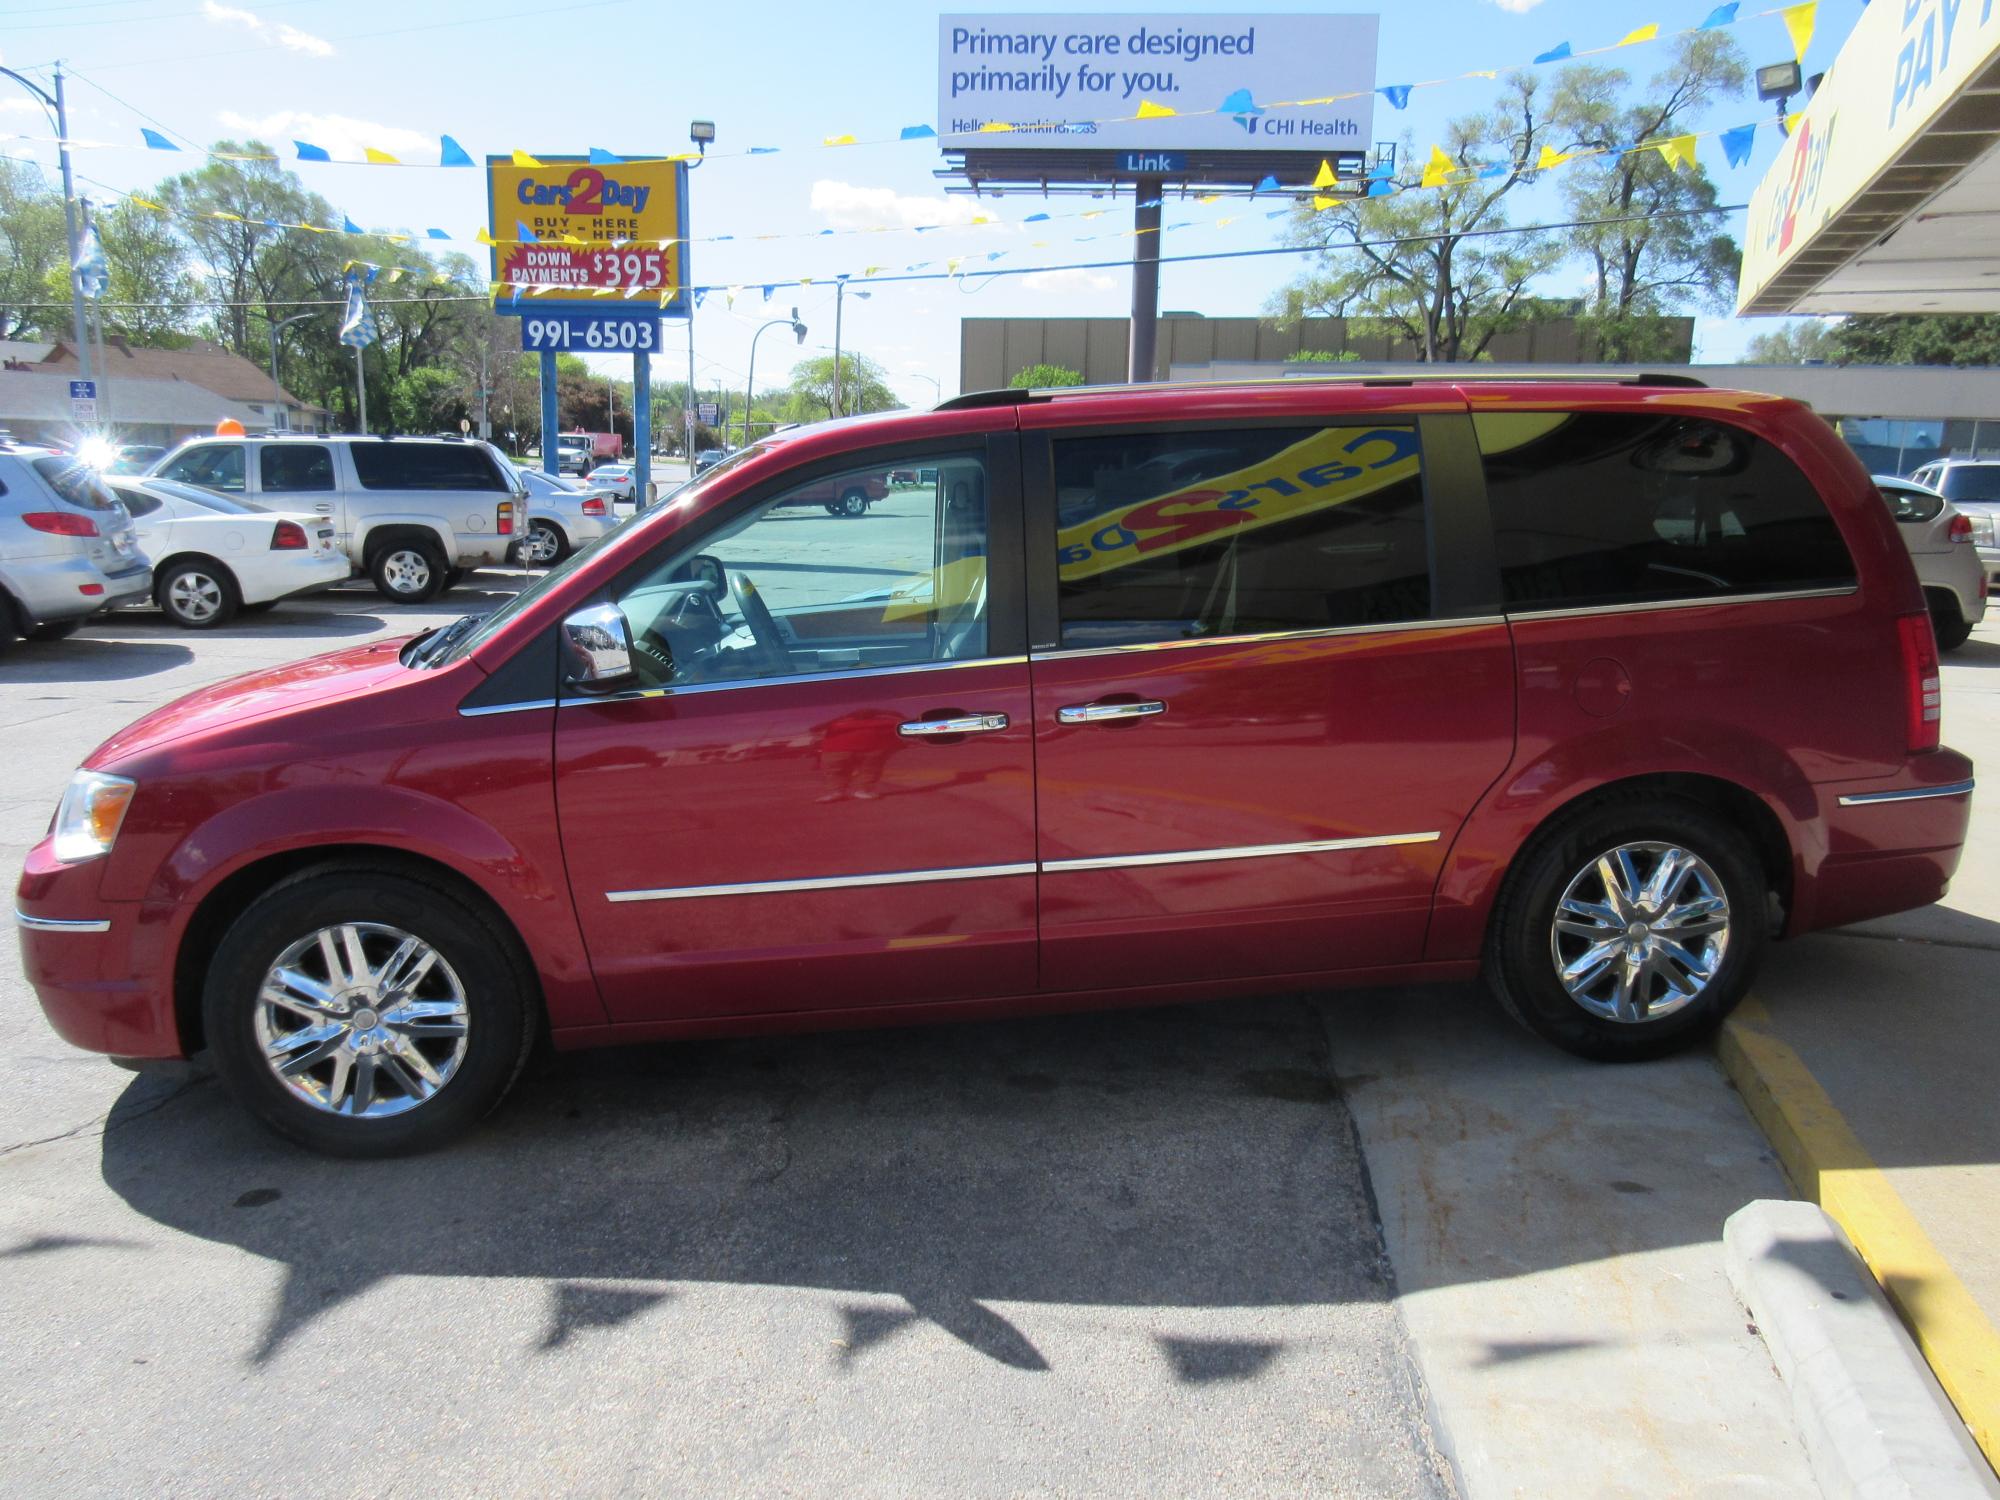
[426,448,766,668]
[1938,465,2000,502]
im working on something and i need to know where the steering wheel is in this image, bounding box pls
[726,571,791,675]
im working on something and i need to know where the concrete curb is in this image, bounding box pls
[1725,1200,2000,1500]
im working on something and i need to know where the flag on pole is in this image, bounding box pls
[338,271,379,349]
[74,222,110,300]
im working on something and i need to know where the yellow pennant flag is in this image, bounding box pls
[970,214,993,225]
[1419,144,1456,188]
[1536,143,1574,171]
[1313,158,1337,189]
[211,210,243,222]
[1215,216,1237,227]
[474,226,494,245]
[1135,100,1176,118]
[1618,23,1659,46]
[863,265,884,277]
[364,147,399,165]
[1081,209,1106,220]
[384,267,405,283]
[1197,193,1220,204]
[725,286,740,308]
[823,133,857,147]
[1466,70,1498,80]
[1653,134,1697,171]
[946,256,964,274]
[658,288,675,307]
[1781,1,1816,59]
[131,196,164,211]
[511,150,541,167]
[1785,109,1804,134]
[979,121,1013,133]
[1313,195,1337,210]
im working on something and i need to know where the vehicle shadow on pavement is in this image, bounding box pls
[1945,636,2000,668]
[1,638,194,680]
[97,997,1407,1372]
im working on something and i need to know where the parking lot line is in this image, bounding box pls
[1719,998,2000,1467]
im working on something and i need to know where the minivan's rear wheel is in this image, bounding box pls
[1928,592,1974,651]
[1483,798,1766,1060]
[370,540,447,603]
[157,559,240,628]
[204,867,537,1156]
[837,488,869,517]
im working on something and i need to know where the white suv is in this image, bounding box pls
[149,435,524,602]
[1908,457,2000,598]
[0,444,151,642]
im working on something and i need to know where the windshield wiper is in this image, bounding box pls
[413,613,482,668]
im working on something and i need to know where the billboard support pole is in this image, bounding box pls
[632,348,651,506]
[685,309,696,476]
[1128,178,1163,383]
[539,349,559,478]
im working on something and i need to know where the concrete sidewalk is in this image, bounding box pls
[1717,626,2000,1471]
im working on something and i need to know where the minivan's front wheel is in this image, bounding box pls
[1483,799,1766,1061]
[370,540,447,603]
[204,867,537,1156]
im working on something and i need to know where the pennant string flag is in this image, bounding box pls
[1420,145,1456,188]
[1653,134,1698,171]
[295,140,331,162]
[140,129,177,151]
[1380,85,1413,110]
[1534,42,1573,64]
[1700,3,1740,28]
[439,135,473,168]
[1720,122,1758,168]
[1619,24,1660,46]
[363,147,399,166]
[1780,2,1816,60]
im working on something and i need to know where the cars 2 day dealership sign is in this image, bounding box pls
[938,13,1378,152]
[486,154,690,316]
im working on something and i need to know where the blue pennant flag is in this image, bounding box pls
[1379,85,1413,111]
[1479,162,1508,179]
[426,228,450,240]
[1721,122,1758,167]
[900,124,937,140]
[295,140,331,162]
[439,135,473,167]
[140,129,177,151]
[987,251,1005,261]
[763,285,774,301]
[1265,208,1291,219]
[1255,174,1280,193]
[515,221,538,244]
[74,222,109,300]
[1699,3,1740,29]
[1219,86,1264,133]
[748,146,779,155]
[342,216,363,234]
[1534,42,1573,64]
[588,147,622,164]
[338,271,378,349]
[1368,180,1395,197]
[1024,212,1051,222]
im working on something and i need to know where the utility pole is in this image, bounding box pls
[353,345,368,435]
[831,282,871,417]
[1127,177,1163,383]
[267,311,314,432]
[0,63,95,383]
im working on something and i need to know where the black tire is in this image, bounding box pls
[155,558,240,629]
[837,488,869,518]
[1482,796,1768,1061]
[0,591,21,645]
[203,866,538,1157]
[823,503,842,517]
[369,538,448,603]
[25,618,81,641]
[1929,593,1974,651]
[241,601,279,614]
[441,566,467,591]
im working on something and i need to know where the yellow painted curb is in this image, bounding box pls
[1719,999,2000,1469]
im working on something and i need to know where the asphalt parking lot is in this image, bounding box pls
[3,574,1991,1497]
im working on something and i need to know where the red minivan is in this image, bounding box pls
[16,376,1975,1155]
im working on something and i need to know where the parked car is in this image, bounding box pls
[586,461,636,504]
[778,469,888,517]
[512,467,619,566]
[1907,457,2000,598]
[0,444,151,644]
[1875,474,1986,649]
[693,447,728,475]
[19,375,1975,1156]
[102,444,168,476]
[148,434,521,603]
[104,477,350,628]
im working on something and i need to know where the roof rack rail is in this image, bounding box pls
[939,371,1708,409]
[933,388,1036,411]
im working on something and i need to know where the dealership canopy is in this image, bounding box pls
[1739,0,2000,314]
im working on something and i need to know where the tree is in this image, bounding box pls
[1009,362,1084,387]
[785,352,898,420]
[388,366,467,434]
[1271,73,1569,361]
[87,200,198,345]
[1741,321,1838,363]
[0,159,68,341]
[157,144,326,359]
[1829,314,2000,368]
[1554,34,1748,360]
[1284,349,1361,363]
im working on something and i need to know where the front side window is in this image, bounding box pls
[605,454,990,691]
[1477,412,1856,611]
[154,443,245,493]
[261,444,335,493]
[1049,424,1432,650]
[350,442,506,492]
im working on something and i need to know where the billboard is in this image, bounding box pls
[938,13,1377,153]
[486,154,690,317]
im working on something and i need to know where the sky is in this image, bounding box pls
[0,0,1869,403]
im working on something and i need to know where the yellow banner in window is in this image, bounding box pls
[1055,425,1421,582]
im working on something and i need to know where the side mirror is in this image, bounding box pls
[672,553,726,596]
[560,603,636,690]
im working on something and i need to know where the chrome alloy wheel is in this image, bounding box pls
[519,521,561,565]
[253,922,470,1117]
[166,570,225,623]
[1548,842,1731,1024]
[380,548,433,596]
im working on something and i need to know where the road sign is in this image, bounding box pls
[487,154,690,317]
[520,311,663,352]
[68,378,97,425]
[696,401,719,425]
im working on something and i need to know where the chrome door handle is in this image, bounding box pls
[898,713,1010,737]
[1057,699,1166,725]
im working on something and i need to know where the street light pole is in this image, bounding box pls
[907,372,942,407]
[266,311,315,432]
[1,63,92,383]
[831,284,870,418]
[745,308,806,450]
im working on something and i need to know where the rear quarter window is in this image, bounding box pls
[1475,412,1856,611]
[349,442,507,492]
[32,456,122,511]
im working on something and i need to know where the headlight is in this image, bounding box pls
[51,771,136,863]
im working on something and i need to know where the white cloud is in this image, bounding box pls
[202,1,334,56]
[1021,267,1116,294]
[217,110,431,161]
[811,180,986,232]
[1486,0,1547,11]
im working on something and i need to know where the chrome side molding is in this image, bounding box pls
[1836,779,1975,807]
[14,909,111,933]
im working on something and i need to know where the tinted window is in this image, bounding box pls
[1050,425,1431,649]
[1937,465,2000,503]
[261,443,335,493]
[1878,484,1942,524]
[349,442,505,492]
[1476,412,1855,610]
[110,487,161,517]
[156,443,245,493]
[32,456,121,510]
[609,454,991,690]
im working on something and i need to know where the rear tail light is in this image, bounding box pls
[1948,513,1974,544]
[581,497,607,517]
[1897,612,1942,754]
[22,511,99,537]
[269,520,309,550]
[497,500,514,536]
[78,583,104,596]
